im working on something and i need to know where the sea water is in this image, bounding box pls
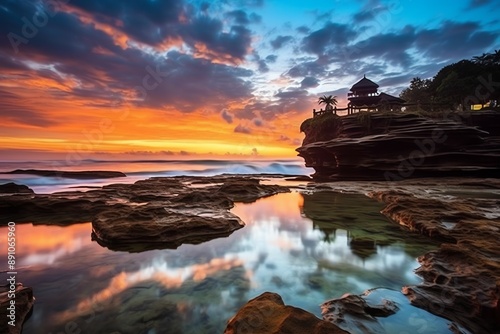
[0,160,457,333]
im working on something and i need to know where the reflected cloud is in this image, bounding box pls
[5,223,93,266]
[18,191,440,333]
[53,257,245,325]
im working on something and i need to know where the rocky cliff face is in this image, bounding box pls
[297,110,500,180]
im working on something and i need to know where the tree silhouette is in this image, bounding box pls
[318,95,338,111]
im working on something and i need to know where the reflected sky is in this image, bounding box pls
[1,191,447,333]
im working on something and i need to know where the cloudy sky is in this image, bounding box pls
[0,0,499,159]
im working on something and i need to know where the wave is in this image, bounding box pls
[127,161,309,177]
[0,159,311,193]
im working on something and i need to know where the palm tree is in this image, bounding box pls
[318,95,338,111]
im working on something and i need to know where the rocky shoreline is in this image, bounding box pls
[1,176,499,333]
[297,110,500,180]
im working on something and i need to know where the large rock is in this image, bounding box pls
[224,292,350,334]
[0,183,34,194]
[297,110,500,180]
[91,204,245,251]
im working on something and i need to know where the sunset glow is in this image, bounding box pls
[1,0,498,160]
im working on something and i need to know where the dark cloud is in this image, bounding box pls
[414,21,497,62]
[200,2,210,12]
[270,35,293,49]
[296,26,310,34]
[236,0,264,7]
[234,124,252,134]
[221,109,234,123]
[253,118,263,126]
[353,5,389,23]
[1,1,253,62]
[329,20,497,69]
[349,29,415,67]
[352,0,395,23]
[468,0,495,8]
[232,87,312,123]
[235,108,257,120]
[301,22,358,56]
[0,53,28,71]
[265,55,278,63]
[181,16,253,61]
[252,52,269,73]
[0,1,255,113]
[287,60,327,78]
[257,59,269,72]
[225,10,261,24]
[300,77,319,89]
[377,74,415,88]
[68,0,184,45]
[140,51,254,111]
[0,90,58,127]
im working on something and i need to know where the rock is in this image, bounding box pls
[321,292,398,334]
[6,169,126,179]
[368,183,500,334]
[224,292,350,334]
[208,177,290,203]
[0,183,34,194]
[91,205,245,251]
[0,284,35,334]
[0,175,289,251]
[297,111,500,180]
[0,195,109,225]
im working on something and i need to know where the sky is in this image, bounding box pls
[0,0,499,161]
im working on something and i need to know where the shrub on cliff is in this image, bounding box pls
[299,112,343,145]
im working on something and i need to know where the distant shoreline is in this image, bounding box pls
[5,169,126,179]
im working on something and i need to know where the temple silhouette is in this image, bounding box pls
[313,75,405,117]
[347,75,405,114]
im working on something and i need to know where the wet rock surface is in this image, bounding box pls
[224,292,350,334]
[0,284,34,334]
[321,291,398,334]
[367,179,500,334]
[0,176,289,251]
[297,110,500,180]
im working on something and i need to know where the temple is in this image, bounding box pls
[347,75,405,114]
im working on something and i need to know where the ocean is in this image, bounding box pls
[0,158,312,193]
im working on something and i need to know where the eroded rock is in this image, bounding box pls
[92,205,244,251]
[321,291,398,334]
[368,185,500,334]
[297,111,500,180]
[224,292,350,334]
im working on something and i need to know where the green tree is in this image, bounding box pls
[399,77,432,103]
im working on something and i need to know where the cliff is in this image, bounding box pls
[297,110,500,180]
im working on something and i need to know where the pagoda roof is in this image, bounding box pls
[379,92,405,103]
[350,75,379,91]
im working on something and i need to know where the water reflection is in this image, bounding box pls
[3,191,444,333]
